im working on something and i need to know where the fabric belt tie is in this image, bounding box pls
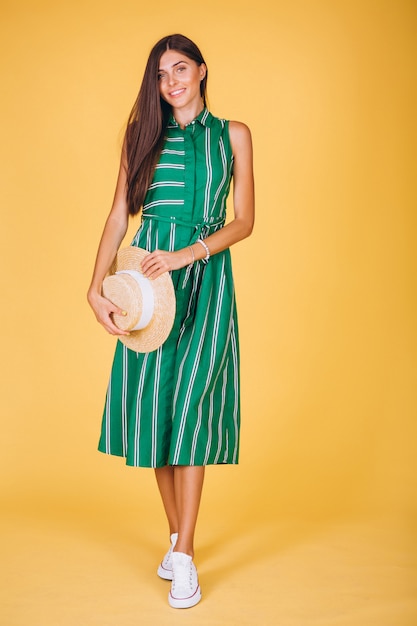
[142,213,225,244]
[141,213,225,289]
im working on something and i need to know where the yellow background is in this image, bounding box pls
[1,0,416,624]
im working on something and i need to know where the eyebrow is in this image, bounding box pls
[158,60,189,72]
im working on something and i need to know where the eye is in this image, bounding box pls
[176,65,186,73]
[158,72,166,81]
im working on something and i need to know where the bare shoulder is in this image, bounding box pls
[229,121,252,158]
[229,121,251,145]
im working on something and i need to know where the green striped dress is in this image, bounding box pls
[98,108,240,467]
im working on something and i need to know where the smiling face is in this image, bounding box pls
[158,49,206,113]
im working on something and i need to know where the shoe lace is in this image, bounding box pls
[172,560,192,591]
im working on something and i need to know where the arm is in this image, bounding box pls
[87,141,131,335]
[141,121,254,278]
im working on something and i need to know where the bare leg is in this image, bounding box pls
[173,465,205,557]
[154,465,205,557]
[155,466,178,536]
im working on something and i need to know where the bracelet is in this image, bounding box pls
[188,245,195,266]
[197,238,210,262]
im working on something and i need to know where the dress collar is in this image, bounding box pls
[167,107,212,129]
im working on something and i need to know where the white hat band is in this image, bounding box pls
[116,269,155,330]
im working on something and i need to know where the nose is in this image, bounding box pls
[167,72,177,87]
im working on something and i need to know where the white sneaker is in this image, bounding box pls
[157,533,178,580]
[168,551,202,609]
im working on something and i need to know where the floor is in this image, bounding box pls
[1,500,415,626]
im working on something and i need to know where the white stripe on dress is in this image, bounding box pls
[133,353,149,466]
[155,164,185,170]
[212,138,228,209]
[231,316,240,463]
[203,127,212,221]
[212,365,228,463]
[172,289,213,464]
[200,266,236,462]
[145,218,153,251]
[151,347,163,466]
[121,345,128,455]
[161,149,185,156]
[190,260,226,463]
[148,181,184,190]
[205,280,237,462]
[177,263,202,344]
[223,430,229,463]
[105,378,111,453]
[143,199,184,211]
[169,222,176,252]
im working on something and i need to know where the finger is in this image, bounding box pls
[140,257,153,275]
[147,266,165,280]
[99,295,128,318]
[141,251,168,275]
[99,295,128,319]
[104,320,130,336]
[98,309,130,335]
[142,260,163,278]
[108,328,131,336]
[110,305,128,317]
[141,249,159,268]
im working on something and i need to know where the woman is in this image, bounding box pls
[88,34,254,609]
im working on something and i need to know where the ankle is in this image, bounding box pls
[173,545,194,558]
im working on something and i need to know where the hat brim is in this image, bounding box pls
[103,247,176,353]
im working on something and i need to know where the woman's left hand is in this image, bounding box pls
[140,248,191,280]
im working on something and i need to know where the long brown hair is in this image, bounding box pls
[125,34,208,216]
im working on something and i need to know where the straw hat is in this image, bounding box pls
[102,247,176,353]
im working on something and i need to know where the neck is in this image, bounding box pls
[172,102,204,129]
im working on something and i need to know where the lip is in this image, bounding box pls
[169,88,186,97]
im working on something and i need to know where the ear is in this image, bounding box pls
[199,63,207,81]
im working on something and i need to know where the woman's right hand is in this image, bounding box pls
[87,290,130,336]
